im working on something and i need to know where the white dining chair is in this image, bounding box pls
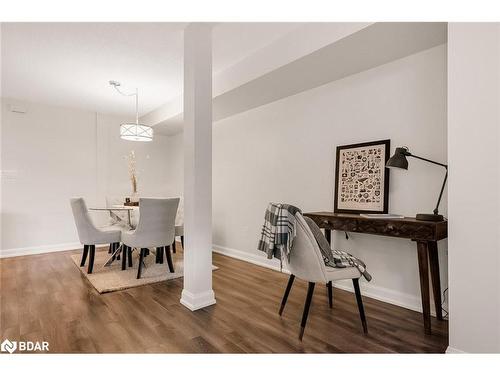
[172,196,184,253]
[279,213,368,340]
[121,197,179,279]
[70,198,121,274]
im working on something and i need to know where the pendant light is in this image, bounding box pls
[109,80,153,142]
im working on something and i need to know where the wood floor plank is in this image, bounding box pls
[0,244,448,353]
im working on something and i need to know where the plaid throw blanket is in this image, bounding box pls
[326,249,371,281]
[257,203,302,262]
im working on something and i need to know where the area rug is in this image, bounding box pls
[70,248,217,294]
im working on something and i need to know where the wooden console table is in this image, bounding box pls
[304,211,447,335]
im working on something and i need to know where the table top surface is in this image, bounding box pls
[89,206,135,211]
[305,211,447,224]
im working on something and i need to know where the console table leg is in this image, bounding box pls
[428,241,443,320]
[416,241,432,335]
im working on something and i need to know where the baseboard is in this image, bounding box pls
[0,242,81,258]
[180,289,216,311]
[213,244,287,273]
[213,244,439,316]
[446,346,467,354]
[331,279,438,317]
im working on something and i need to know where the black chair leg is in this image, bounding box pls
[327,281,333,308]
[87,245,96,274]
[279,274,295,316]
[159,247,164,264]
[121,245,128,270]
[111,243,117,261]
[137,248,146,279]
[180,236,184,249]
[80,245,89,267]
[155,247,161,263]
[299,282,315,341]
[352,278,368,334]
[108,243,113,254]
[165,245,174,273]
[128,247,133,268]
[172,240,177,254]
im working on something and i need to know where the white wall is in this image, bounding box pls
[169,45,448,313]
[0,99,174,255]
[448,23,500,353]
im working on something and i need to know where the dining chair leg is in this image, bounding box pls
[128,247,133,268]
[108,243,113,254]
[180,236,184,249]
[279,274,295,316]
[165,245,174,273]
[111,243,117,261]
[352,278,368,334]
[87,245,96,274]
[155,247,161,264]
[80,245,89,267]
[121,245,128,270]
[299,282,315,341]
[327,281,333,308]
[137,248,146,279]
[159,247,164,264]
[172,240,177,254]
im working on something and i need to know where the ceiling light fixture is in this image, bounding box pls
[109,80,153,142]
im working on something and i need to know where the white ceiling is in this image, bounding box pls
[0,22,303,116]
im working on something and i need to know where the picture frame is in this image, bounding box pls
[334,139,391,214]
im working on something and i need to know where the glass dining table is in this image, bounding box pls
[88,205,138,229]
[88,205,139,266]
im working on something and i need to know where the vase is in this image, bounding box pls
[131,191,139,203]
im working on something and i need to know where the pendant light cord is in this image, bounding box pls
[110,83,139,125]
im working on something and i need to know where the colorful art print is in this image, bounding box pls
[334,140,390,214]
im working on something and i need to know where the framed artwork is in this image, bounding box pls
[334,139,391,214]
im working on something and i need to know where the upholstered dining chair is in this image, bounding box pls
[121,197,179,279]
[172,196,184,253]
[70,198,121,274]
[279,213,368,341]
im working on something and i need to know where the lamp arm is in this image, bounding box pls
[406,153,448,169]
[433,170,448,215]
[405,152,448,215]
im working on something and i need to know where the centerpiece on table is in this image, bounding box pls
[125,150,139,206]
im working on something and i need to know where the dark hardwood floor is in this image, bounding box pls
[0,244,448,353]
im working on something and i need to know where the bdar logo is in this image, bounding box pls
[1,339,17,354]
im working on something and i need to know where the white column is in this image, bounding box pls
[448,23,500,353]
[180,23,216,311]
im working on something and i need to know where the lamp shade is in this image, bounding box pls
[386,147,409,170]
[120,123,153,142]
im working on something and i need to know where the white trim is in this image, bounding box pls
[213,244,441,316]
[213,244,287,273]
[446,346,467,354]
[0,242,81,258]
[180,289,216,311]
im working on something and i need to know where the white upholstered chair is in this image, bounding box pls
[173,196,184,253]
[279,214,368,340]
[70,198,121,274]
[121,197,179,279]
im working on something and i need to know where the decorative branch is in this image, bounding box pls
[128,150,138,194]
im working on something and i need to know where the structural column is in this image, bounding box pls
[180,23,216,310]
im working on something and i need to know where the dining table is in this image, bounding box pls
[88,205,137,229]
[88,205,139,266]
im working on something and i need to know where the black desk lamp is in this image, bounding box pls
[386,147,447,222]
